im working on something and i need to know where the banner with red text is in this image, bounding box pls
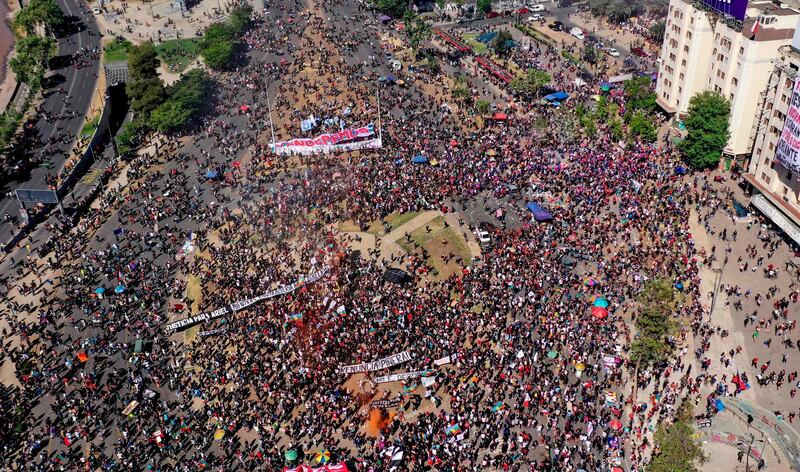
[271,124,381,155]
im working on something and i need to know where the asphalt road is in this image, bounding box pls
[0,0,101,244]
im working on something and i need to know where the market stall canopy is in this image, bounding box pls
[491,112,508,121]
[544,91,569,101]
[379,14,391,23]
[525,201,553,222]
[205,170,219,179]
[411,155,429,164]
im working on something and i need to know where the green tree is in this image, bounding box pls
[169,69,211,113]
[201,40,235,69]
[452,75,471,103]
[475,99,490,116]
[630,279,677,369]
[149,100,192,133]
[13,0,64,35]
[10,35,56,91]
[510,68,550,97]
[128,42,161,81]
[681,91,730,169]
[609,117,624,142]
[581,43,598,65]
[477,0,491,13]
[624,76,656,113]
[115,118,147,159]
[649,403,706,472]
[628,111,657,143]
[404,12,431,60]
[228,4,253,35]
[375,0,407,18]
[491,30,513,56]
[0,110,23,152]
[649,20,666,43]
[127,78,167,119]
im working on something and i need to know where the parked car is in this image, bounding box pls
[548,21,564,31]
[606,48,620,57]
[530,4,545,11]
[485,11,500,18]
[476,229,491,247]
[515,7,530,14]
[528,14,543,22]
[631,46,649,57]
[569,27,584,40]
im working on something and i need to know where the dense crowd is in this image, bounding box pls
[2,0,800,471]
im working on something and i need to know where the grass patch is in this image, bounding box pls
[561,50,581,66]
[103,38,132,63]
[398,216,472,280]
[155,38,201,73]
[81,114,100,137]
[514,23,553,45]
[385,211,422,231]
[462,33,488,55]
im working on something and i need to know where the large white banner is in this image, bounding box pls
[374,370,429,384]
[270,124,382,155]
[164,267,328,332]
[776,77,800,175]
[339,351,412,375]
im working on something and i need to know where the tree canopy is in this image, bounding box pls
[128,42,161,81]
[624,76,656,113]
[510,68,550,97]
[477,0,492,13]
[13,0,64,36]
[374,0,407,18]
[648,403,706,472]
[491,30,514,56]
[404,12,431,60]
[680,91,731,169]
[10,35,57,91]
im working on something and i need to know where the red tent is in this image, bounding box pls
[492,112,508,121]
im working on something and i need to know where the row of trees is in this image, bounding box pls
[122,42,212,156]
[10,0,63,93]
[199,4,252,69]
[12,0,64,36]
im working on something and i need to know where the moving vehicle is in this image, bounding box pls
[570,27,584,40]
[476,229,491,247]
[606,48,620,57]
[631,46,648,57]
[485,11,500,18]
[548,21,564,31]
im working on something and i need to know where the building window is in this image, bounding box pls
[679,73,685,80]
[730,93,734,101]
[761,173,771,184]
[682,59,687,67]
[684,45,689,53]
[786,78,793,90]
[732,77,738,87]
[687,31,692,40]
[678,86,683,94]
[769,142,775,151]
[670,53,676,62]
[714,85,722,93]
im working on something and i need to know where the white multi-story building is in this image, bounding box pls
[656,0,799,163]
[745,40,800,244]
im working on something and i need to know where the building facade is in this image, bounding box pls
[656,0,799,161]
[745,43,800,244]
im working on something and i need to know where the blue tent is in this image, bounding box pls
[205,170,219,179]
[477,32,498,43]
[526,202,553,222]
[544,91,569,101]
[714,398,725,412]
[412,155,429,164]
[675,166,687,175]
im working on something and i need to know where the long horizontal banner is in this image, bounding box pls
[374,370,430,384]
[164,267,328,332]
[270,124,381,155]
[339,351,412,375]
[371,398,403,409]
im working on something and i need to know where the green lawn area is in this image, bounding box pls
[398,216,472,279]
[155,38,201,73]
[81,114,100,137]
[103,38,132,63]
[385,211,421,231]
[462,33,488,54]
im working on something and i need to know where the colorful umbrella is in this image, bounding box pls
[593,298,609,308]
[583,277,599,287]
[575,362,586,372]
[77,352,89,363]
[115,285,126,294]
[315,450,331,464]
[284,450,298,461]
[547,350,558,359]
[591,306,609,320]
[609,419,623,431]
[95,287,105,295]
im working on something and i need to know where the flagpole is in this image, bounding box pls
[377,85,382,142]
[266,78,277,146]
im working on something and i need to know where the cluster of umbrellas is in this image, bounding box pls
[94,285,126,297]
[584,279,610,320]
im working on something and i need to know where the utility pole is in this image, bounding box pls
[745,434,755,471]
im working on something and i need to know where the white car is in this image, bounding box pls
[530,4,544,11]
[570,27,584,40]
[607,48,620,57]
[92,7,101,14]
[476,230,491,246]
[527,14,543,22]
